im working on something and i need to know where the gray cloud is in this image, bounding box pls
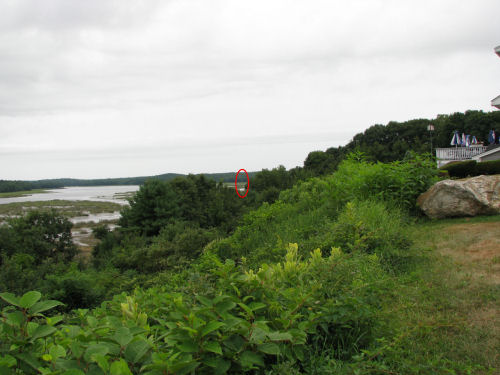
[0,0,499,178]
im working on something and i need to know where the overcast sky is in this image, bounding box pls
[1,0,499,180]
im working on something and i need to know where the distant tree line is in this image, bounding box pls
[0,171,256,193]
[2,110,498,200]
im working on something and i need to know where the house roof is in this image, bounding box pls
[473,145,500,160]
[492,94,500,109]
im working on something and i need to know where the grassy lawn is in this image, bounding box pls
[0,189,50,198]
[0,200,123,217]
[376,215,500,374]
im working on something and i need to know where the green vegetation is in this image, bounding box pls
[303,110,500,175]
[1,109,499,373]
[0,189,49,198]
[0,200,122,218]
[0,172,258,194]
[441,159,500,178]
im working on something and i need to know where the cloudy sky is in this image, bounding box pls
[1,0,499,180]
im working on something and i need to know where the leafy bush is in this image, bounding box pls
[0,210,77,264]
[0,244,387,374]
[440,160,477,178]
[113,223,220,273]
[474,159,500,175]
[282,152,439,213]
[211,154,433,268]
[119,175,245,237]
[441,159,500,178]
[329,200,412,270]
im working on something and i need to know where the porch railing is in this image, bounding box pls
[435,146,487,161]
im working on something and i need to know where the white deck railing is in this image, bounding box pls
[435,146,487,161]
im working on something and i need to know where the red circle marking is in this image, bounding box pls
[235,169,249,198]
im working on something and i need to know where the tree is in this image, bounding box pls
[0,210,77,263]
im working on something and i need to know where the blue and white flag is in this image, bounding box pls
[465,135,471,147]
[488,130,496,144]
[471,136,478,145]
[450,131,460,146]
[461,133,467,147]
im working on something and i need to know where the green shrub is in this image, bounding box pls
[440,160,477,178]
[441,159,500,178]
[329,200,412,269]
[211,154,432,268]
[0,210,77,263]
[0,245,388,374]
[474,159,500,175]
[111,222,219,273]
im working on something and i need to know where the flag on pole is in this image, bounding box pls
[488,130,496,144]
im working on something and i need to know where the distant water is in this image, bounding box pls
[0,186,140,205]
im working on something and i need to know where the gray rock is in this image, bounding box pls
[417,175,500,219]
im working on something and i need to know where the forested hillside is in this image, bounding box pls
[303,110,500,175]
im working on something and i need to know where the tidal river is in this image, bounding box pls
[0,185,140,205]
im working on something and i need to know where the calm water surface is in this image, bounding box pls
[0,186,140,205]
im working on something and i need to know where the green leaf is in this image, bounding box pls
[15,353,41,371]
[112,327,133,347]
[215,300,236,314]
[62,370,86,375]
[293,345,305,361]
[29,300,64,314]
[223,335,245,352]
[0,355,16,368]
[86,316,98,328]
[49,344,66,359]
[239,351,264,369]
[84,344,109,363]
[91,354,109,372]
[169,361,200,375]
[109,359,133,375]
[237,302,254,318]
[196,295,213,307]
[267,331,293,341]
[19,291,41,309]
[70,341,84,359]
[31,325,57,340]
[204,357,231,374]
[214,360,231,375]
[248,302,267,311]
[201,321,225,337]
[258,342,280,355]
[0,292,20,307]
[177,339,198,353]
[124,339,150,363]
[203,341,222,355]
[46,315,64,326]
[6,311,25,327]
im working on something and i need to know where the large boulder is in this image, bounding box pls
[417,175,500,219]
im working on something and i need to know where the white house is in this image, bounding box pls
[472,145,500,162]
[492,95,500,110]
[435,46,500,168]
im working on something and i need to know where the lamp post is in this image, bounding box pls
[427,124,435,155]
